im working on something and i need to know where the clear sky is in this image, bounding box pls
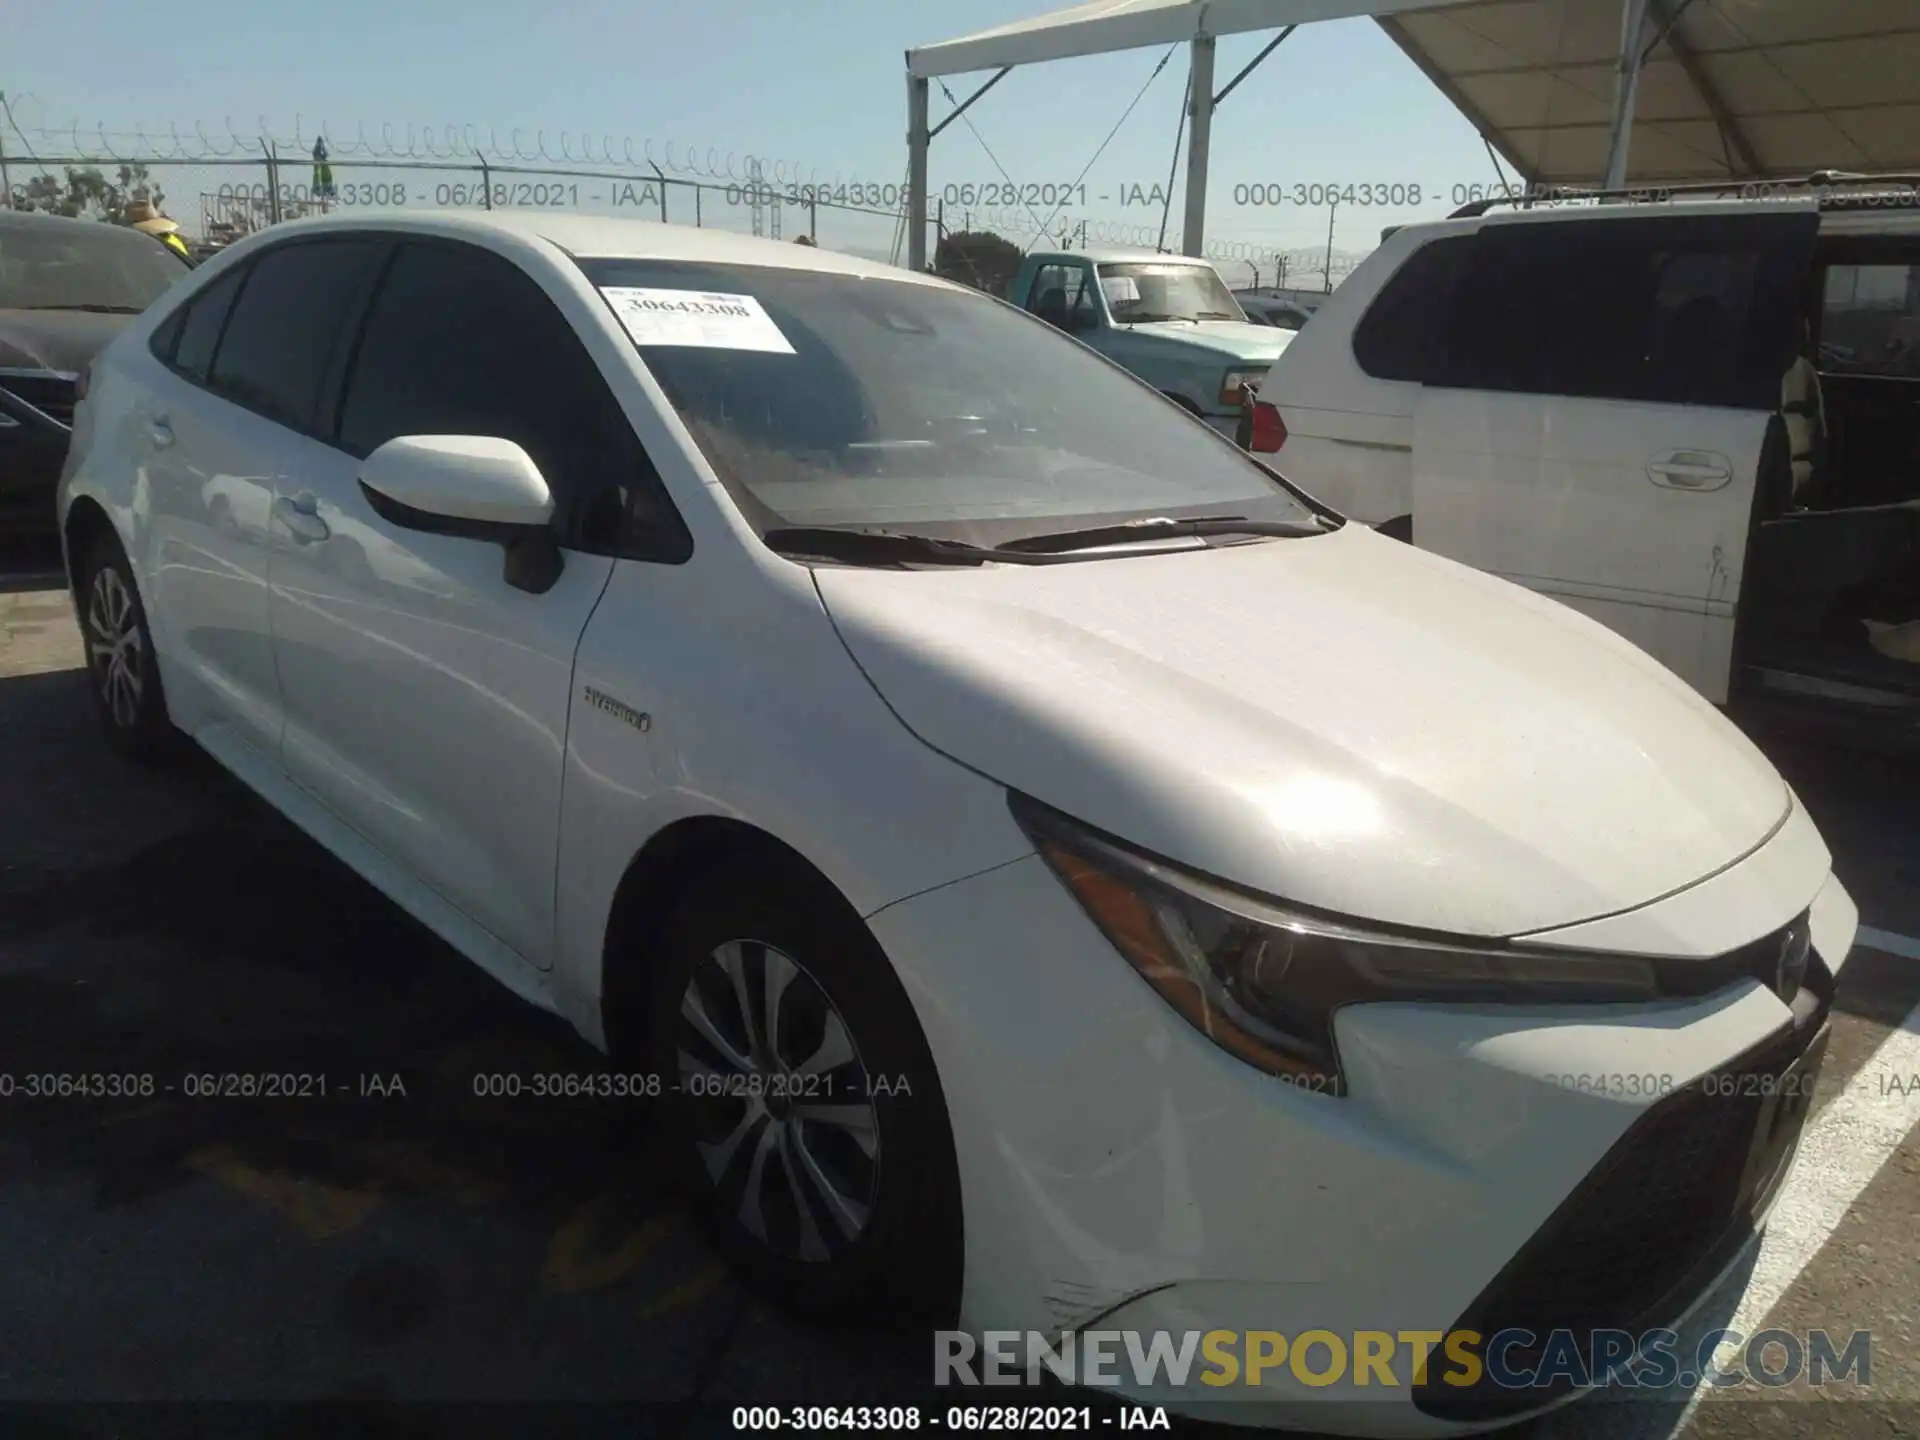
[4,0,1510,277]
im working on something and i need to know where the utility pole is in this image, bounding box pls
[1323,199,1338,293]
[0,91,12,208]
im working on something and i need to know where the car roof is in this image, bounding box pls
[228,209,953,287]
[1028,246,1215,267]
[0,207,170,244]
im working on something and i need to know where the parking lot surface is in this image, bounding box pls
[2,542,1917,1439]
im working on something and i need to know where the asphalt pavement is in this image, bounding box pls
[1,539,1916,1440]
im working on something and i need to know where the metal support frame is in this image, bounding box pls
[907,73,931,269]
[907,65,1011,271]
[1214,26,1295,108]
[904,16,1291,265]
[1646,0,1759,176]
[1603,0,1654,189]
[1181,34,1216,256]
[930,66,1013,139]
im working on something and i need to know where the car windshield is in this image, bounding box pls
[0,220,188,312]
[576,258,1316,547]
[1097,262,1245,324]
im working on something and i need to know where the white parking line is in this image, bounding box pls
[1719,997,1920,1337]
[1858,927,1920,962]
[1539,996,1920,1439]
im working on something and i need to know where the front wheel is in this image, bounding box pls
[76,532,174,762]
[648,858,963,1323]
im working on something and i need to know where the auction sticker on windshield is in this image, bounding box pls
[600,287,796,353]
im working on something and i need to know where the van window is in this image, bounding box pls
[1351,234,1474,382]
[1819,263,1920,377]
[1430,213,1817,410]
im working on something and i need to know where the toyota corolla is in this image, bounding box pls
[57,211,1854,1434]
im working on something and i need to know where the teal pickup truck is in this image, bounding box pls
[1008,248,1295,437]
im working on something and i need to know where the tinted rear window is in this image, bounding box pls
[1352,234,1474,382]
[0,218,188,313]
[169,264,248,382]
[208,238,386,432]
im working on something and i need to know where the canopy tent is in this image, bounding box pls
[902,0,1920,268]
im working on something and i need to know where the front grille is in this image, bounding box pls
[0,371,78,428]
[1415,975,1831,1423]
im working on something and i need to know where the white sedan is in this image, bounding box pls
[59,210,1853,1433]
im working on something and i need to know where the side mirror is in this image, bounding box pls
[359,434,565,594]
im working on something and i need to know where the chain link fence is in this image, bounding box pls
[3,149,932,266]
[1,127,1365,288]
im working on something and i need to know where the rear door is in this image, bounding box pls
[1412,207,1819,701]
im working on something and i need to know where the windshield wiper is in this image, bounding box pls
[1197,311,1243,320]
[763,526,1063,567]
[18,303,145,314]
[995,514,1334,555]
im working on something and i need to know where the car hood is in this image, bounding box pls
[1117,319,1294,363]
[0,309,134,374]
[813,525,1790,938]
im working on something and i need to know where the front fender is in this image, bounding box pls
[552,550,1034,1047]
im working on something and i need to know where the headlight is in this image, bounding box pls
[1011,794,1686,1095]
[1220,368,1267,407]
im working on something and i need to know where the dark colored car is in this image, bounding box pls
[1,208,192,533]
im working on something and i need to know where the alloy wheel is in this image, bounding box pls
[675,938,880,1263]
[85,566,144,730]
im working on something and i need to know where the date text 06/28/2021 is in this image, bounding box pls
[731,1404,1171,1431]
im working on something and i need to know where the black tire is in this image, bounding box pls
[74,530,174,762]
[647,856,963,1324]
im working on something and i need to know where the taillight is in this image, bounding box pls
[1249,401,1287,453]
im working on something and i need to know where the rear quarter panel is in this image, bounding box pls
[1257,228,1453,523]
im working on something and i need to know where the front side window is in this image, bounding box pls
[1096,262,1243,324]
[338,240,684,557]
[1819,263,1920,377]
[0,219,189,314]
[576,258,1316,546]
[1027,262,1099,331]
[207,238,387,432]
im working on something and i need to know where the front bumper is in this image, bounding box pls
[870,836,1855,1435]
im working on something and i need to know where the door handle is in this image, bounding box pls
[1647,451,1733,491]
[149,417,174,449]
[273,494,331,544]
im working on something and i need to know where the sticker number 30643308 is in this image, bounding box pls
[599,287,797,355]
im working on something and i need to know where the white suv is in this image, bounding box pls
[59,210,1855,1432]
[1249,177,1920,744]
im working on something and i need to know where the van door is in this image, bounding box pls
[1412,207,1820,701]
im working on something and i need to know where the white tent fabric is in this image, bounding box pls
[907,0,1920,185]
[1381,0,1920,183]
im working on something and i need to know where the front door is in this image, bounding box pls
[268,237,654,969]
[1412,208,1819,701]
